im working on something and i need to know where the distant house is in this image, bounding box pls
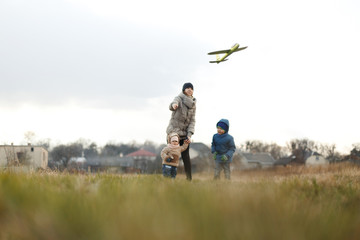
[125,149,157,173]
[275,152,329,167]
[85,156,137,173]
[343,148,360,164]
[86,149,157,174]
[305,153,329,166]
[239,152,275,168]
[187,142,212,172]
[274,156,296,166]
[67,157,87,172]
[0,144,48,169]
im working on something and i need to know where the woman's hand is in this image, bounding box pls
[185,137,191,144]
[172,103,178,110]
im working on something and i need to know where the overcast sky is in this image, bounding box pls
[1,0,359,153]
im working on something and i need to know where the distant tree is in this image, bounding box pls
[350,144,360,159]
[36,138,51,150]
[51,143,83,168]
[141,140,157,153]
[124,141,140,155]
[84,142,99,159]
[156,144,167,155]
[341,144,360,164]
[100,144,120,156]
[245,140,265,153]
[244,140,287,160]
[101,142,139,157]
[267,143,288,160]
[24,131,36,144]
[317,143,342,162]
[286,138,317,164]
[352,143,360,152]
[51,145,67,168]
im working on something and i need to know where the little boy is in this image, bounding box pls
[161,132,189,178]
[211,119,236,180]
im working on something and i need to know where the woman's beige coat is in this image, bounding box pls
[166,92,196,139]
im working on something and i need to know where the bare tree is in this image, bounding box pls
[141,140,157,153]
[315,143,342,162]
[36,138,51,150]
[84,142,99,159]
[244,140,287,160]
[286,138,319,164]
[24,131,36,144]
[101,142,139,157]
[51,143,83,168]
[352,143,360,152]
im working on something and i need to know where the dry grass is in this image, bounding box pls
[0,163,360,240]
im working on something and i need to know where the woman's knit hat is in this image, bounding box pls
[182,82,194,92]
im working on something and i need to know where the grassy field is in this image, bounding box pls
[1,163,360,240]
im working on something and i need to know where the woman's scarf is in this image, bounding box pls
[180,92,196,109]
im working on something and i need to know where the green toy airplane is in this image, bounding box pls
[208,43,247,64]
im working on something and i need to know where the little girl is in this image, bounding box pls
[161,132,189,178]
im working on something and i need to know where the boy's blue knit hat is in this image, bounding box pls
[217,120,229,133]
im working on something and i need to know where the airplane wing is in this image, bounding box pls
[209,59,228,63]
[234,46,248,52]
[207,49,230,55]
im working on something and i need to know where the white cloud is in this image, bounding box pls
[1,0,359,153]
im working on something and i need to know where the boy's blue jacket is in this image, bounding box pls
[211,119,236,163]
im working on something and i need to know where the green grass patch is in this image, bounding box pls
[1,164,360,240]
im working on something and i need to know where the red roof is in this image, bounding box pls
[126,149,156,157]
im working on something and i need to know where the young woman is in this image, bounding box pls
[166,82,196,181]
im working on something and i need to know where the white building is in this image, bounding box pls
[239,152,276,169]
[0,144,48,169]
[305,154,329,166]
